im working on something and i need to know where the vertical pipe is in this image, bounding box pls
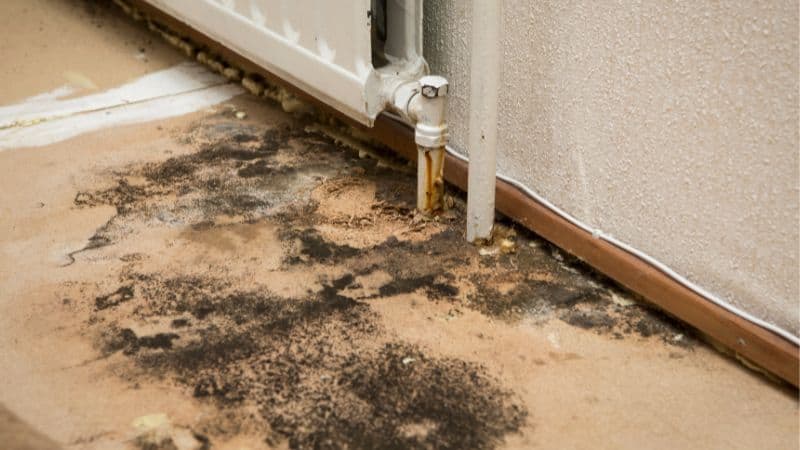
[417,145,445,211]
[466,0,501,242]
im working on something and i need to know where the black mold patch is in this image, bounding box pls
[171,318,190,328]
[136,332,180,351]
[198,192,270,214]
[624,307,695,346]
[92,272,527,449]
[70,122,335,260]
[188,125,297,165]
[467,280,604,319]
[236,160,271,178]
[231,132,258,143]
[102,327,179,355]
[276,217,690,346]
[74,179,151,214]
[562,309,617,330]
[319,273,357,303]
[95,285,134,310]
[339,343,526,449]
[376,274,458,300]
[143,157,197,183]
[69,113,395,267]
[465,263,693,345]
[237,161,298,179]
[283,228,360,264]
[193,143,270,163]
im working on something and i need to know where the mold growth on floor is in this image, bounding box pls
[91,271,526,449]
[64,105,695,448]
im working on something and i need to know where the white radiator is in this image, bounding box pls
[143,0,427,125]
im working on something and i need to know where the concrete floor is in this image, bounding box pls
[0,1,797,449]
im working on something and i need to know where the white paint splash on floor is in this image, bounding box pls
[0,63,243,150]
[16,85,79,105]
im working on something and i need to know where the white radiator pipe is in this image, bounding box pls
[466,0,502,242]
[389,75,450,212]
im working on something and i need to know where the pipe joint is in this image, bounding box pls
[391,76,450,149]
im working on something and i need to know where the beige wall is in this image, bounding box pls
[425,0,799,335]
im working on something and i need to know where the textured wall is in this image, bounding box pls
[424,0,799,335]
[423,0,471,156]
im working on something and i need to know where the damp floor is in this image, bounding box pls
[0,1,797,449]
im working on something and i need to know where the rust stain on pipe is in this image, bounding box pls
[424,151,433,209]
[421,147,445,213]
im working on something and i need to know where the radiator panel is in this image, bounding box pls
[144,0,376,123]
